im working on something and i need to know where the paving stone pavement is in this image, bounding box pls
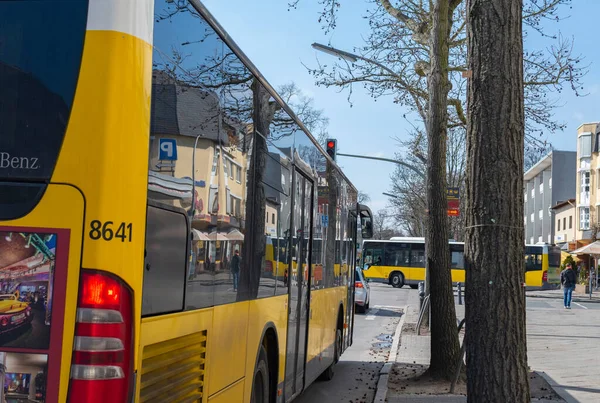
[385,289,600,402]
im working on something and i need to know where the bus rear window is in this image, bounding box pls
[0,0,88,181]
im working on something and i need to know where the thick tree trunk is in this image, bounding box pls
[426,0,461,379]
[465,0,529,401]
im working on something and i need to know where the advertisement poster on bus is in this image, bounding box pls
[0,351,48,401]
[0,231,57,350]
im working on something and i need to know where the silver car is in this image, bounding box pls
[355,268,371,313]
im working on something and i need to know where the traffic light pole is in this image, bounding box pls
[336,153,425,179]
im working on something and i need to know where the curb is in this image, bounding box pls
[527,294,600,304]
[536,371,579,403]
[373,305,407,403]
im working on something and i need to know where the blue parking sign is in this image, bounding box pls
[159,138,178,160]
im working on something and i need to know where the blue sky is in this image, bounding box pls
[202,0,600,213]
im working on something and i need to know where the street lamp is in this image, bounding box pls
[311,42,400,78]
[311,43,358,63]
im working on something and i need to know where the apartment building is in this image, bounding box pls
[524,150,577,245]
[575,122,600,241]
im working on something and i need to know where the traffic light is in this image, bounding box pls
[326,138,337,161]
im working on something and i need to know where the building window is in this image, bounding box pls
[539,183,543,194]
[549,177,552,189]
[538,236,542,243]
[524,216,527,225]
[558,219,561,231]
[530,237,534,244]
[531,188,535,198]
[271,213,275,224]
[524,192,527,202]
[530,213,534,223]
[580,134,592,158]
[548,234,551,244]
[538,210,543,220]
[568,216,572,229]
[236,166,241,183]
[229,161,234,180]
[580,207,590,230]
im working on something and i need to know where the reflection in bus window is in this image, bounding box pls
[364,243,384,267]
[525,254,542,271]
[451,250,464,269]
[384,243,410,267]
[410,246,425,268]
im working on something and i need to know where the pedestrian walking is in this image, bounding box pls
[560,263,577,309]
[231,249,241,291]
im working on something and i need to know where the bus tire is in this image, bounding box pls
[390,272,404,288]
[320,327,342,381]
[251,346,270,403]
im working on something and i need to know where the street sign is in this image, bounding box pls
[159,138,178,161]
[447,187,460,200]
[448,199,460,209]
[321,215,329,227]
[448,208,460,217]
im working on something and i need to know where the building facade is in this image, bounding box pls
[575,122,600,242]
[524,150,577,245]
[551,199,576,247]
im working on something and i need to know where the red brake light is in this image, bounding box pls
[80,274,121,308]
[355,281,364,288]
[68,270,134,403]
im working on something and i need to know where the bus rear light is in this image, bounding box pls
[542,271,548,282]
[70,365,125,380]
[79,273,122,309]
[355,281,364,288]
[76,307,123,324]
[68,270,133,403]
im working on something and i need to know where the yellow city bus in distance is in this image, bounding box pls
[361,238,561,289]
[0,1,373,402]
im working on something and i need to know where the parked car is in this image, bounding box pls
[355,268,371,313]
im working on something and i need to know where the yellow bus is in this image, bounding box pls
[361,238,561,289]
[0,1,373,402]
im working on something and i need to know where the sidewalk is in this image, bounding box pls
[527,288,600,303]
[382,292,568,402]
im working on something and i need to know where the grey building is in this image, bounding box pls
[524,150,576,245]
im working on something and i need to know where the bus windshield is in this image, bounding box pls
[0,0,88,181]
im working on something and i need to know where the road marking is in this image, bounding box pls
[365,308,379,320]
[373,305,404,310]
[573,302,588,310]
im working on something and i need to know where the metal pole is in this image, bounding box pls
[337,152,425,179]
[457,282,463,305]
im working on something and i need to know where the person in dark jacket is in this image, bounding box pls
[230,250,241,291]
[560,263,577,309]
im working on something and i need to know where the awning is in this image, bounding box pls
[191,229,209,241]
[571,241,600,255]
[208,231,228,241]
[226,229,245,241]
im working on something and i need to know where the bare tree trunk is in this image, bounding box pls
[426,0,460,379]
[465,0,530,400]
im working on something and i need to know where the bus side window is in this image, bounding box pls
[410,246,425,268]
[451,250,464,269]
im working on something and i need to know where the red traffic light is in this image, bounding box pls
[327,140,335,149]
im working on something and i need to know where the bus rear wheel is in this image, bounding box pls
[390,272,404,288]
[251,346,270,403]
[320,327,342,381]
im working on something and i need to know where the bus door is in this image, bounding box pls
[347,213,358,348]
[284,172,313,399]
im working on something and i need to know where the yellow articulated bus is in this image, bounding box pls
[362,238,561,289]
[0,1,373,402]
